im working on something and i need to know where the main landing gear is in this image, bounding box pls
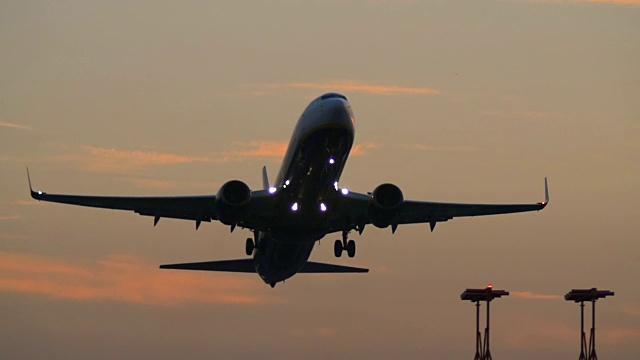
[246,230,260,256]
[334,230,356,258]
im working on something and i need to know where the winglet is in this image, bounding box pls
[541,177,549,207]
[26,168,43,200]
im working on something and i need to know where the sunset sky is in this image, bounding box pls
[1,1,639,359]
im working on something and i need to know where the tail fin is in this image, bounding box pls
[262,166,270,190]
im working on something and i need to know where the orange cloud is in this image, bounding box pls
[83,146,211,171]
[577,0,640,4]
[222,141,288,161]
[409,144,476,152]
[127,177,177,190]
[0,215,20,221]
[13,200,43,206]
[508,0,640,5]
[601,328,640,345]
[0,121,33,131]
[0,252,276,306]
[503,314,574,349]
[51,146,212,174]
[219,141,376,162]
[351,142,378,156]
[0,234,28,240]
[286,81,440,96]
[482,110,555,119]
[244,81,440,96]
[622,303,640,317]
[511,291,563,300]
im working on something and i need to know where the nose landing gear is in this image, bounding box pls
[334,230,356,258]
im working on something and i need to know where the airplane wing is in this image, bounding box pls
[332,178,548,233]
[27,171,274,230]
[395,198,547,226]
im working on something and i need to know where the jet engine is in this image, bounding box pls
[370,183,404,228]
[215,180,251,225]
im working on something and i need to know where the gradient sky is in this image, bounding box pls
[1,1,639,359]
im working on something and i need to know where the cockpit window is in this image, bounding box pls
[320,93,348,101]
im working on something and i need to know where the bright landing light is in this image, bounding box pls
[268,187,277,194]
[291,202,299,212]
[341,188,349,195]
[320,203,327,212]
[329,158,335,164]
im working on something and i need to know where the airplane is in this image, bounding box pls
[28,92,549,287]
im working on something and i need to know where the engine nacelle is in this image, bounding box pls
[370,183,404,228]
[215,180,251,225]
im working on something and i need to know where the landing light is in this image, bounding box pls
[291,202,299,212]
[333,182,339,191]
[341,188,349,196]
[268,187,277,194]
[329,158,335,165]
[320,203,327,212]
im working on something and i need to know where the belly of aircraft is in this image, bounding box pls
[254,233,317,285]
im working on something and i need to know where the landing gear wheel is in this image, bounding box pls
[334,240,344,258]
[245,238,255,256]
[346,240,356,258]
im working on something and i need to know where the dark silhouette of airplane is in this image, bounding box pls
[29,93,549,287]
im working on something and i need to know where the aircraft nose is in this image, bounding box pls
[319,93,348,101]
[322,97,355,129]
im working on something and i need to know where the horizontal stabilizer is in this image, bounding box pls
[299,261,369,273]
[160,259,256,273]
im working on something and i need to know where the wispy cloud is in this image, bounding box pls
[126,178,178,190]
[503,314,574,349]
[0,121,33,131]
[622,303,640,317]
[219,141,376,162]
[582,0,640,4]
[601,328,640,345]
[0,155,26,163]
[511,291,563,300]
[44,139,378,174]
[0,215,20,221]
[482,110,555,119]
[13,200,42,206]
[52,146,212,174]
[351,142,378,156]
[505,0,640,5]
[243,80,440,96]
[0,234,29,241]
[292,327,337,338]
[0,252,276,306]
[408,144,477,152]
[221,141,288,162]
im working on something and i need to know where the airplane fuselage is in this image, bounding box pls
[254,93,355,285]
